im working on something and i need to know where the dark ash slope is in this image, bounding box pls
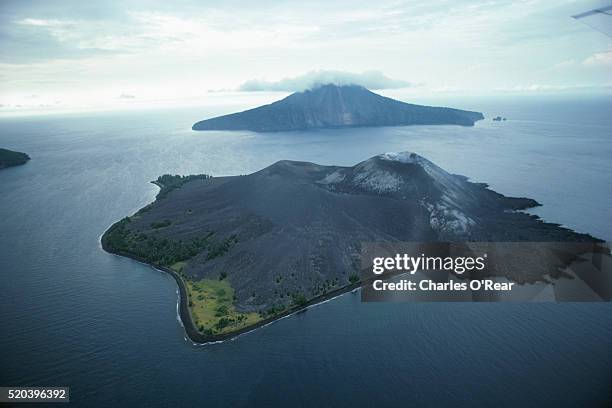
[192,84,484,132]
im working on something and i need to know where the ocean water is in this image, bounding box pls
[0,96,611,407]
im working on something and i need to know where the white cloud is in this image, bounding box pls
[583,50,612,66]
[237,70,410,91]
[18,18,68,27]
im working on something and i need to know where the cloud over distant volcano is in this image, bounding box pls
[237,70,410,92]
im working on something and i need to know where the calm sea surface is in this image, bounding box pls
[1,96,611,407]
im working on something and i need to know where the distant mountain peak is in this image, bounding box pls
[192,85,484,132]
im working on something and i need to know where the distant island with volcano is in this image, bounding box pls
[101,152,604,343]
[0,148,30,169]
[192,84,484,132]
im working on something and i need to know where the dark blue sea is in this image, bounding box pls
[1,95,611,407]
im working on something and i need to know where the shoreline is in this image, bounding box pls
[101,234,361,344]
[101,224,610,343]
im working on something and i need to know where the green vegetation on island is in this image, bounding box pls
[185,278,261,335]
[102,215,258,336]
[154,174,212,199]
[102,217,236,267]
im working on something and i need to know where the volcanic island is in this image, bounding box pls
[101,152,604,342]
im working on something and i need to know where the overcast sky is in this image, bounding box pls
[0,0,611,113]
